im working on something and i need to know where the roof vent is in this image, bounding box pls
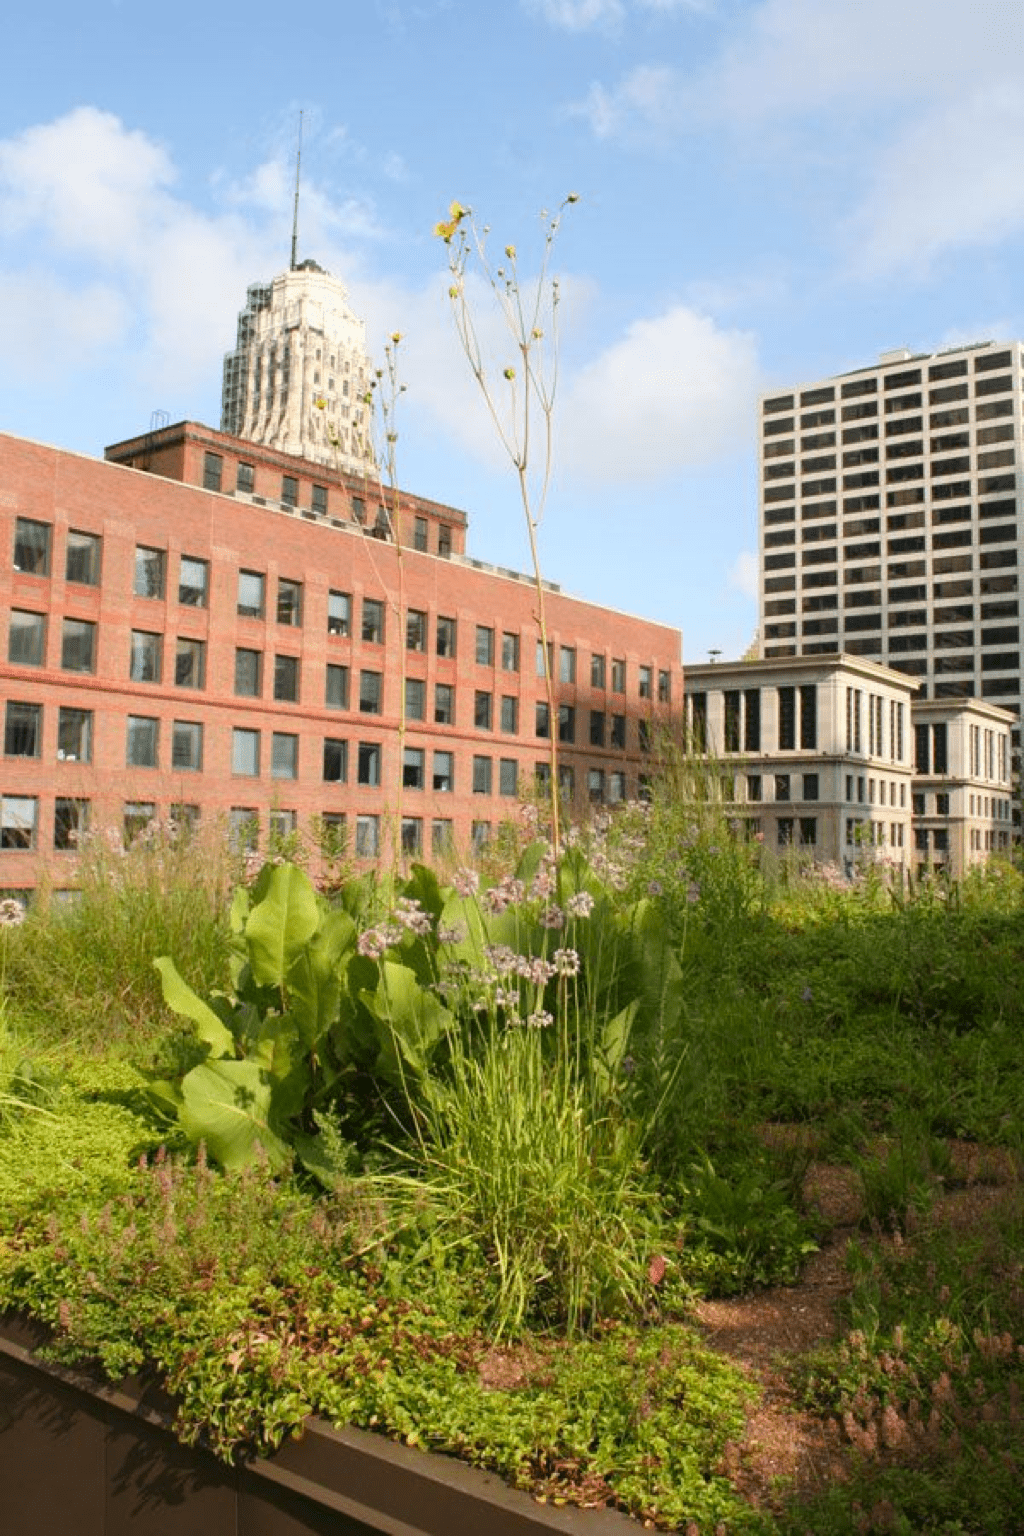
[879,348,913,364]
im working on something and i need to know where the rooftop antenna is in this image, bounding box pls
[289,110,303,271]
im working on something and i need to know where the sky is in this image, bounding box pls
[2,0,1023,663]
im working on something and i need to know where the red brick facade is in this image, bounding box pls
[1,423,682,889]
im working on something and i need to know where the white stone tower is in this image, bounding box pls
[220,259,376,474]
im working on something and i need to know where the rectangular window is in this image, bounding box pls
[432,818,453,853]
[203,452,223,491]
[433,750,454,792]
[403,747,425,789]
[269,810,297,844]
[232,728,260,776]
[658,669,671,703]
[775,773,791,801]
[591,654,606,689]
[362,599,385,644]
[0,795,37,850]
[4,701,41,758]
[744,689,761,751]
[608,770,626,803]
[237,570,265,618]
[281,475,298,507]
[277,579,302,626]
[172,721,203,772]
[323,738,348,783]
[436,616,457,657]
[777,686,796,750]
[126,715,159,768]
[437,525,452,558]
[747,774,762,802]
[475,625,494,666]
[134,546,165,599]
[587,767,605,804]
[405,677,426,721]
[499,758,518,797]
[13,518,51,575]
[54,797,89,851]
[8,610,46,666]
[130,630,162,683]
[312,484,328,516]
[66,530,101,586]
[57,707,92,763]
[500,695,518,734]
[274,654,299,702]
[359,670,382,714]
[413,515,428,552]
[472,755,492,794]
[803,773,819,801]
[501,632,520,672]
[611,657,626,693]
[175,638,206,690]
[356,815,380,858]
[933,722,949,775]
[62,618,96,673]
[590,710,605,747]
[611,713,626,749]
[235,648,261,697]
[322,663,349,710]
[560,646,577,685]
[357,742,381,786]
[401,817,423,856]
[638,665,652,699]
[799,684,817,749]
[236,463,255,494]
[328,590,351,636]
[434,683,454,725]
[406,610,427,652]
[724,692,741,753]
[536,639,553,678]
[638,720,651,753]
[799,817,817,847]
[229,808,259,852]
[536,702,550,738]
[558,704,576,743]
[474,690,493,730]
[271,733,298,780]
[178,556,208,607]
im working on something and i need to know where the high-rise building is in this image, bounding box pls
[221,260,376,476]
[757,340,1022,753]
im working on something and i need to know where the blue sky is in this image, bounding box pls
[2,0,1023,661]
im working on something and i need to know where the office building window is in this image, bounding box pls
[54,797,89,851]
[325,664,350,711]
[803,773,819,801]
[328,590,351,636]
[356,814,380,858]
[130,630,162,683]
[436,616,457,657]
[435,683,454,725]
[536,702,550,738]
[8,610,45,666]
[406,609,427,652]
[237,570,265,618]
[235,648,261,697]
[403,747,425,789]
[178,556,208,607]
[536,639,552,677]
[475,625,494,666]
[269,810,297,844]
[0,795,37,850]
[558,705,575,743]
[236,463,254,494]
[323,738,348,783]
[4,702,41,758]
[66,530,101,586]
[405,677,426,721]
[274,654,299,702]
[312,484,328,516]
[362,598,385,644]
[472,755,492,794]
[413,515,428,551]
[57,707,92,763]
[357,742,381,786]
[432,818,453,854]
[401,817,423,856]
[272,733,298,779]
[123,802,156,844]
[172,721,203,772]
[202,452,223,491]
[281,475,298,508]
[591,654,606,689]
[587,768,605,804]
[658,669,671,703]
[13,518,51,575]
[229,808,259,852]
[62,619,96,673]
[610,713,626,749]
[499,758,518,797]
[126,716,159,768]
[134,546,165,599]
[433,750,454,792]
[232,728,260,776]
[560,646,577,685]
[277,579,302,626]
[611,657,626,693]
[609,770,626,803]
[474,690,493,730]
[777,686,796,750]
[500,695,518,734]
[747,774,762,802]
[437,525,452,558]
[175,638,206,689]
[800,684,818,749]
[775,773,791,801]
[638,665,652,699]
[502,632,520,672]
[359,670,382,714]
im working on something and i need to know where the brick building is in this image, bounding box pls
[1,421,682,893]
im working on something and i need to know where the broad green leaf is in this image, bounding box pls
[245,864,320,987]
[153,956,234,1059]
[285,908,356,1050]
[180,1058,288,1171]
[592,1002,638,1096]
[359,961,452,1084]
[403,863,445,920]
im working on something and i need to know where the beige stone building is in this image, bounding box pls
[911,696,1014,877]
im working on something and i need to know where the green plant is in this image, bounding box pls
[856,1117,953,1233]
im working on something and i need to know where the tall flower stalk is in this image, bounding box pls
[436,197,577,856]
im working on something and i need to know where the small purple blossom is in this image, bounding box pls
[452,868,479,898]
[395,897,432,937]
[566,890,595,918]
[686,882,701,905]
[527,1009,553,1030]
[540,904,565,930]
[647,879,663,897]
[553,948,580,977]
[437,922,466,946]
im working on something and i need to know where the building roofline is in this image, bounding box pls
[683,651,921,690]
[757,338,1020,404]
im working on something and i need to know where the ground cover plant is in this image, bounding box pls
[1,798,1023,1532]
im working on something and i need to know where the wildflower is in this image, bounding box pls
[686,882,701,905]
[530,867,556,900]
[540,904,565,930]
[485,944,519,975]
[566,889,595,918]
[0,896,25,926]
[527,1009,553,1030]
[394,897,432,937]
[621,1055,636,1077]
[452,868,479,898]
[647,879,663,897]
[437,922,466,946]
[552,947,580,976]
[494,987,519,1009]
[357,927,390,959]
[519,956,556,985]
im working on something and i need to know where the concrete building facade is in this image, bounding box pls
[757,340,1022,749]
[1,424,682,895]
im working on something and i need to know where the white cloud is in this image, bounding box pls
[569,66,684,140]
[728,549,758,600]
[559,305,758,481]
[0,273,129,381]
[526,0,710,31]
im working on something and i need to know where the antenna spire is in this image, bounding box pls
[290,111,303,270]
